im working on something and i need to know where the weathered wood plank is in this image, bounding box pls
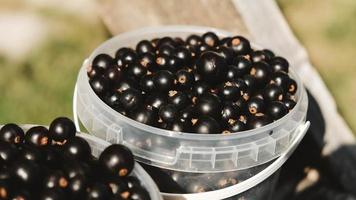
[98,0,249,36]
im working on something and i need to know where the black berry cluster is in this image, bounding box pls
[0,117,150,200]
[88,32,298,134]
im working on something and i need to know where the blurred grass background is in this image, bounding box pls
[0,0,355,133]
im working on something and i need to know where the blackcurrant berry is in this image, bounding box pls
[136,40,155,54]
[270,71,290,91]
[266,101,288,120]
[269,56,289,73]
[216,46,234,64]
[232,56,252,76]
[174,46,192,65]
[89,76,110,96]
[43,170,69,190]
[87,65,104,79]
[153,70,175,92]
[202,32,219,47]
[175,69,195,90]
[0,141,19,163]
[195,93,222,118]
[129,105,158,126]
[106,177,130,199]
[169,91,190,110]
[138,53,156,71]
[246,97,265,115]
[196,51,227,84]
[221,102,240,123]
[283,98,297,110]
[99,144,134,177]
[19,144,43,163]
[67,175,88,199]
[262,49,275,59]
[158,104,178,123]
[119,88,143,110]
[104,67,122,84]
[250,61,271,87]
[104,91,122,111]
[63,136,91,161]
[227,36,251,55]
[192,81,210,96]
[25,126,50,147]
[178,105,196,122]
[126,62,147,80]
[158,44,175,56]
[166,120,192,132]
[49,117,76,143]
[228,120,246,132]
[92,54,114,70]
[145,93,167,110]
[140,74,156,93]
[287,78,297,95]
[263,83,284,101]
[186,34,202,48]
[11,159,40,186]
[156,37,177,48]
[193,116,221,134]
[250,50,269,63]
[247,115,273,129]
[122,49,137,65]
[115,77,138,93]
[218,82,241,101]
[0,123,24,144]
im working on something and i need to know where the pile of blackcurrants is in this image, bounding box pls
[88,32,298,134]
[0,117,150,200]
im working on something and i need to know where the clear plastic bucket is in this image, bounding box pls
[73,25,309,173]
[0,124,163,200]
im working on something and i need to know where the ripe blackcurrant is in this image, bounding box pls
[159,104,178,123]
[196,51,227,84]
[25,126,50,147]
[49,117,76,143]
[246,96,265,115]
[193,116,221,134]
[269,56,289,73]
[266,101,288,120]
[247,115,273,130]
[263,84,284,101]
[0,123,24,144]
[63,136,91,161]
[195,93,222,118]
[92,54,114,70]
[153,70,175,92]
[119,88,143,111]
[175,69,194,90]
[99,144,134,177]
[202,32,219,47]
[227,36,251,55]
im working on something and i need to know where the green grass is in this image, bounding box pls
[0,8,107,125]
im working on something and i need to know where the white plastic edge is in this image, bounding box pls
[162,121,310,200]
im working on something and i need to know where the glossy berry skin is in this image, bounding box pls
[166,56,182,72]
[174,47,192,65]
[136,40,155,54]
[270,71,290,91]
[266,101,288,120]
[178,105,196,122]
[19,144,43,163]
[247,115,273,130]
[263,84,284,102]
[166,120,192,132]
[126,62,147,80]
[40,188,67,200]
[115,77,138,93]
[287,78,298,95]
[67,175,88,199]
[221,102,240,123]
[250,50,269,63]
[11,159,40,186]
[225,65,240,81]
[169,91,190,110]
[228,120,246,132]
[140,74,156,93]
[119,88,143,111]
[158,104,178,123]
[129,187,151,200]
[62,161,90,179]
[43,170,68,190]
[283,98,297,110]
[156,37,177,48]
[262,49,275,59]
[250,61,271,87]
[99,144,135,177]
[186,34,202,48]
[122,49,137,65]
[246,97,265,115]
[216,46,234,64]
[125,176,141,189]
[193,116,221,134]
[92,54,114,70]
[158,44,175,56]
[145,93,167,110]
[218,83,241,101]
[25,126,50,147]
[63,136,91,161]
[192,81,210,96]
[106,177,130,199]
[104,67,121,83]
[202,32,219,47]
[196,51,227,84]
[243,74,258,92]
[175,69,195,90]
[0,141,18,163]
[129,106,158,126]
[269,56,289,73]
[227,36,251,55]
[87,65,104,79]
[105,92,122,111]
[139,53,156,70]
[153,70,175,92]
[0,123,24,144]
[89,76,110,96]
[49,117,76,143]
[195,93,222,118]
[232,56,252,76]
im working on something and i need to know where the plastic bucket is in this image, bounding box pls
[72,25,310,199]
